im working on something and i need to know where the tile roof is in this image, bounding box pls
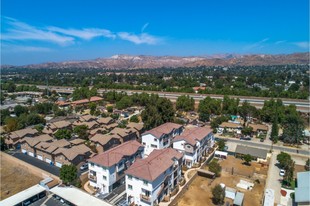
[91,133,120,146]
[88,140,143,167]
[73,121,98,129]
[35,142,58,153]
[53,144,91,160]
[248,124,268,132]
[235,145,268,159]
[9,128,37,139]
[97,117,113,125]
[70,138,85,145]
[51,120,71,129]
[125,148,183,182]
[127,122,144,131]
[110,128,130,138]
[173,126,213,146]
[79,115,97,122]
[142,122,183,139]
[219,122,243,129]
[51,139,71,148]
[89,127,107,135]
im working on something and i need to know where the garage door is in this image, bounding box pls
[55,162,62,168]
[28,152,35,157]
[37,155,43,160]
[21,149,27,154]
[45,158,52,164]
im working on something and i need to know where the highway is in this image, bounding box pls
[28,84,310,113]
[216,136,310,156]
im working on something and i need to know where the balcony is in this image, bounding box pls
[88,174,97,182]
[140,194,151,202]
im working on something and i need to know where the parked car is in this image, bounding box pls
[279,169,285,176]
[240,136,251,140]
[80,163,88,170]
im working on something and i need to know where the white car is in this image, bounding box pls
[279,169,285,176]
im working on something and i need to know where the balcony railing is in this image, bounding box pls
[88,175,97,182]
[140,194,151,202]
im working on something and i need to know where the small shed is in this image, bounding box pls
[197,169,215,179]
[233,192,244,206]
[225,187,237,200]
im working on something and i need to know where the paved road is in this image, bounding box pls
[22,84,310,113]
[265,151,281,204]
[216,137,310,155]
[9,150,60,176]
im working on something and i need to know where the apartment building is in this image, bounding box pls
[173,126,214,168]
[141,123,183,156]
[125,148,183,206]
[88,140,144,194]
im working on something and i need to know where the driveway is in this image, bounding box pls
[265,151,281,204]
[8,150,60,176]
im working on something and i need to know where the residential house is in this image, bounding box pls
[110,127,138,143]
[295,171,310,206]
[70,138,85,146]
[97,117,114,126]
[125,148,183,206]
[73,120,99,130]
[79,114,97,122]
[20,134,53,157]
[248,124,268,136]
[126,122,144,141]
[6,128,38,148]
[141,123,184,156]
[173,126,214,168]
[235,145,269,162]
[88,140,144,194]
[42,120,72,135]
[53,144,92,167]
[34,139,71,165]
[218,122,243,134]
[71,96,103,107]
[90,134,122,153]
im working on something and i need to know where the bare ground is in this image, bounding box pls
[178,156,267,206]
[0,153,42,200]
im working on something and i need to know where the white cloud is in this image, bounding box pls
[243,38,269,51]
[1,17,74,46]
[275,40,287,44]
[293,41,309,49]
[141,22,149,33]
[117,32,162,45]
[48,27,116,40]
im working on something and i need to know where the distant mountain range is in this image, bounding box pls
[2,53,309,69]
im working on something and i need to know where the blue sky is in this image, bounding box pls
[1,0,309,65]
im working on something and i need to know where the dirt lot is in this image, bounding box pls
[178,156,267,206]
[0,153,42,200]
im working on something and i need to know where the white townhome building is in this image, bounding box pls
[173,126,215,168]
[125,148,183,206]
[88,140,144,194]
[141,122,184,156]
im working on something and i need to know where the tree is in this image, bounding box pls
[118,120,128,128]
[176,95,194,112]
[4,118,18,132]
[106,106,113,113]
[116,96,133,110]
[277,152,292,168]
[243,154,252,165]
[14,105,28,117]
[0,92,5,104]
[217,139,226,151]
[198,96,221,122]
[60,164,78,185]
[238,101,257,124]
[0,109,10,125]
[26,113,46,126]
[73,125,89,139]
[34,124,44,134]
[129,115,139,123]
[271,118,279,143]
[283,159,295,187]
[89,102,97,115]
[222,95,239,115]
[305,159,310,171]
[212,184,225,205]
[210,116,230,129]
[54,129,72,139]
[0,136,7,151]
[241,126,253,136]
[208,160,222,177]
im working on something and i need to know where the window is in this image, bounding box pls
[143,180,148,185]
[151,144,157,148]
[154,138,157,142]
[128,184,133,190]
[128,175,132,180]
[142,142,146,145]
[90,162,94,166]
[103,175,107,180]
